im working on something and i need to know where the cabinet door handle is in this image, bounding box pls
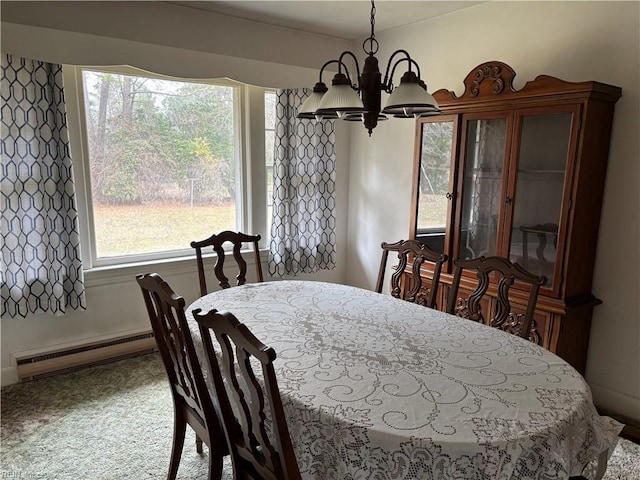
[505,196,513,205]
[445,192,453,200]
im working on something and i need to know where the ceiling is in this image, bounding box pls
[169,1,483,40]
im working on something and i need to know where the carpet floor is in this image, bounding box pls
[1,353,638,479]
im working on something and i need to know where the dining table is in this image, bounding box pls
[186,280,622,480]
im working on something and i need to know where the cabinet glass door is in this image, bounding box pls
[457,116,509,260]
[413,117,457,254]
[508,109,576,290]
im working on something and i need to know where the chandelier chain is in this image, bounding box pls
[363,0,379,55]
[370,0,376,41]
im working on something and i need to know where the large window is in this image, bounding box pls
[65,67,272,268]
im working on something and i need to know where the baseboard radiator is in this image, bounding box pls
[15,331,158,381]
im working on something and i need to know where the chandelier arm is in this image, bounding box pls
[387,57,423,90]
[319,59,352,83]
[382,49,413,86]
[318,60,338,82]
[337,51,362,90]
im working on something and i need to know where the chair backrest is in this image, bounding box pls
[190,231,264,296]
[135,273,223,450]
[193,309,301,480]
[446,256,546,340]
[375,239,448,308]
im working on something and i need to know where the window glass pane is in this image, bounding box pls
[264,91,276,234]
[458,117,507,260]
[81,70,237,259]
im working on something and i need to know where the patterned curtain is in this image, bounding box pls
[1,54,86,318]
[268,89,336,276]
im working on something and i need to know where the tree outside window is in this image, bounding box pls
[81,70,238,259]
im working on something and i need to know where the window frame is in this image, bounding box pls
[264,90,277,235]
[63,65,271,270]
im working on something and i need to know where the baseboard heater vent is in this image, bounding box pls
[15,332,158,381]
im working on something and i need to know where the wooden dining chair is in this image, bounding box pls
[193,308,302,480]
[446,256,546,341]
[136,273,228,480]
[191,231,264,296]
[375,239,448,308]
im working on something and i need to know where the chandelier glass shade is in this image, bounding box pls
[298,0,440,135]
[316,73,365,118]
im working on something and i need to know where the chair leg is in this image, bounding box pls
[207,448,224,480]
[196,433,203,454]
[168,414,187,480]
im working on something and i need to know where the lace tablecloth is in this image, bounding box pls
[187,280,622,480]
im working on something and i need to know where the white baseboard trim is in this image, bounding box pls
[2,366,18,387]
[589,382,640,424]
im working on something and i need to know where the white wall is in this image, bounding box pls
[0,1,348,85]
[346,1,640,422]
[0,2,351,385]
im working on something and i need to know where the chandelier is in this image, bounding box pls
[298,0,440,135]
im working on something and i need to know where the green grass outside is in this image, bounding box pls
[94,203,236,258]
[93,195,447,258]
[417,194,449,229]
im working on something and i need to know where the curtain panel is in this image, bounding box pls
[1,53,86,318]
[268,89,337,276]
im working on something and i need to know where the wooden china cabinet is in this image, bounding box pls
[407,61,621,374]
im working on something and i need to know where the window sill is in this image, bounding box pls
[84,249,268,288]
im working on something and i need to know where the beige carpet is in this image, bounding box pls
[1,353,638,479]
